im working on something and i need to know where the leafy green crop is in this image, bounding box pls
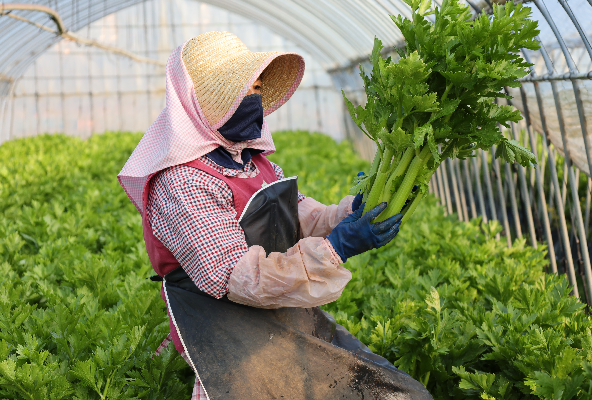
[0,133,193,399]
[1,131,590,399]
[345,0,540,223]
[324,198,592,399]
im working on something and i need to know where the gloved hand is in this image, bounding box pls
[327,202,402,263]
[352,171,365,212]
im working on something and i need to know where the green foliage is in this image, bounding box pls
[344,0,540,222]
[324,196,592,399]
[1,131,591,399]
[0,133,193,399]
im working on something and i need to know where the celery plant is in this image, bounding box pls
[345,0,540,222]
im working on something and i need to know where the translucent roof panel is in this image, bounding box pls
[1,0,346,142]
[523,0,592,77]
[0,0,415,99]
[0,1,141,95]
[2,0,591,94]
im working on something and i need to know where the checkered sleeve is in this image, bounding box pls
[147,165,249,298]
[269,161,306,202]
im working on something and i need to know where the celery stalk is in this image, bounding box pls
[401,194,422,223]
[363,146,394,214]
[364,172,388,213]
[381,147,415,203]
[375,146,431,222]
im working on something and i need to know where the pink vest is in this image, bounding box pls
[141,154,279,353]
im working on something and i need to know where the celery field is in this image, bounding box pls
[1,131,592,399]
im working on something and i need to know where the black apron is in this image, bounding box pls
[163,177,433,399]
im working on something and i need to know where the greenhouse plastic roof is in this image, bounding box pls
[0,0,591,97]
[0,0,415,98]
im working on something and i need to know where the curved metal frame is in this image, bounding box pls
[0,4,164,66]
[0,0,411,98]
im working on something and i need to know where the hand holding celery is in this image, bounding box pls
[328,203,403,263]
[345,0,540,223]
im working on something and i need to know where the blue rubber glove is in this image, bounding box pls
[327,202,402,263]
[352,171,365,212]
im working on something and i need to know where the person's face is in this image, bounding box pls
[246,76,262,95]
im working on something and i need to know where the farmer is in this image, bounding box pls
[119,31,432,400]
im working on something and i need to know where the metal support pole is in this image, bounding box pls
[448,158,464,221]
[454,159,469,222]
[482,150,500,240]
[472,156,488,223]
[552,80,590,300]
[556,0,592,61]
[543,135,578,286]
[538,136,547,188]
[510,122,538,248]
[440,161,454,216]
[435,165,448,216]
[572,80,592,178]
[528,55,573,278]
[522,83,557,273]
[492,146,512,246]
[481,151,497,221]
[557,0,592,156]
[431,175,440,199]
[463,159,478,219]
[585,178,591,236]
[562,162,569,208]
[503,161,523,238]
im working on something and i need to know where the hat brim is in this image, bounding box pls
[211,52,305,130]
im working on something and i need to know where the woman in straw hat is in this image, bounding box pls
[118,31,432,400]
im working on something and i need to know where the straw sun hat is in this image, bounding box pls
[182,31,305,128]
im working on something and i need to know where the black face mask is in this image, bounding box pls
[206,94,264,169]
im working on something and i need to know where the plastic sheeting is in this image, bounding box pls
[0,0,344,142]
[0,0,407,142]
[509,80,592,174]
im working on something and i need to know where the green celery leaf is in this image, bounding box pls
[495,138,537,167]
[382,127,413,154]
[413,123,433,149]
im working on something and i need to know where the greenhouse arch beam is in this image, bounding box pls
[0,3,67,33]
[0,3,165,66]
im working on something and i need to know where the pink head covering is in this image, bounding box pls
[118,39,305,214]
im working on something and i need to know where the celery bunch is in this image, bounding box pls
[345,0,540,223]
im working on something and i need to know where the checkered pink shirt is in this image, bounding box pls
[146,155,305,299]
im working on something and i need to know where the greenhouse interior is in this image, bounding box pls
[1,0,592,398]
